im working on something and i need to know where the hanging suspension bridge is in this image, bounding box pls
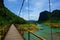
[0,0,57,40]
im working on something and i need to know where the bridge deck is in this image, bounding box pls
[4,24,24,40]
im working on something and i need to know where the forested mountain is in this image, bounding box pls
[38,10,60,23]
[0,0,26,26]
[52,10,60,19]
[38,11,51,23]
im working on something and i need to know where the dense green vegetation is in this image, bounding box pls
[0,1,26,27]
[15,24,40,35]
[38,10,60,23]
[38,11,51,23]
[0,24,10,40]
[0,0,39,39]
[38,10,60,27]
[0,0,27,39]
[51,10,60,23]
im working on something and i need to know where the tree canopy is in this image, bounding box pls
[38,10,60,23]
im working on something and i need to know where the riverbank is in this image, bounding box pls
[15,24,40,33]
[44,22,60,28]
[23,24,60,40]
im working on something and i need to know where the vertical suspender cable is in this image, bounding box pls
[28,0,29,20]
[49,0,51,12]
[17,0,25,22]
[28,0,30,40]
[18,0,25,34]
[49,0,53,40]
[18,0,25,16]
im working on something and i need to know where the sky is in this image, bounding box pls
[4,0,60,21]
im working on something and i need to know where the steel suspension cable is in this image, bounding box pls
[28,0,30,20]
[18,0,25,16]
[48,0,53,40]
[49,0,51,12]
[28,0,30,40]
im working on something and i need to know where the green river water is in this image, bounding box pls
[24,24,60,40]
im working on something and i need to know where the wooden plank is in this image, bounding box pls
[4,24,24,40]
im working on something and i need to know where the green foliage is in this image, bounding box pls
[16,24,40,32]
[51,10,60,22]
[0,2,26,26]
[38,11,51,23]
[38,10,60,23]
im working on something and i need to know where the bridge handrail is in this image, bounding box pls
[28,31,46,40]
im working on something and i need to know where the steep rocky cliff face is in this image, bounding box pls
[38,11,51,23]
[52,10,60,20]
[38,10,60,23]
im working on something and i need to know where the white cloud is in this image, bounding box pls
[7,0,17,2]
[25,0,46,20]
[21,0,60,20]
[25,7,34,11]
[51,1,60,11]
[19,0,50,20]
[25,7,28,10]
[35,2,41,6]
[30,0,49,20]
[25,0,28,2]
[50,3,53,6]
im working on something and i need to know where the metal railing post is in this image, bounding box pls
[28,32,30,40]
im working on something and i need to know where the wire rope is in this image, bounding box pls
[48,0,53,40]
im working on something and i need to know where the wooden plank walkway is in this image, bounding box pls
[4,24,24,40]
